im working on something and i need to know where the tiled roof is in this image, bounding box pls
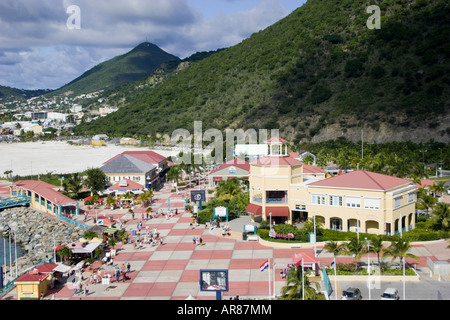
[251,156,302,166]
[265,136,288,143]
[107,179,145,191]
[101,154,156,174]
[14,262,58,283]
[13,180,75,205]
[302,164,326,174]
[209,158,250,175]
[309,170,412,191]
[104,151,166,166]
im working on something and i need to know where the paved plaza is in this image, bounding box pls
[0,181,449,300]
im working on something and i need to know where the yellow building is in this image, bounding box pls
[246,138,416,236]
[14,263,58,300]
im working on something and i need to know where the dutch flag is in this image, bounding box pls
[260,259,269,272]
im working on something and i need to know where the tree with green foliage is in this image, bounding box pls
[383,236,419,267]
[280,266,321,300]
[341,238,366,271]
[84,168,108,195]
[432,202,449,232]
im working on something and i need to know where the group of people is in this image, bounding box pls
[192,236,205,246]
[133,227,164,248]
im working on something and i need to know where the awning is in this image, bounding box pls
[104,228,118,234]
[246,203,262,216]
[265,206,289,217]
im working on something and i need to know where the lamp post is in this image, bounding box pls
[365,237,371,300]
[269,212,272,229]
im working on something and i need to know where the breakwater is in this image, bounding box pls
[0,207,85,276]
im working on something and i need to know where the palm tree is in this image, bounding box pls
[383,236,419,267]
[366,235,385,267]
[64,173,83,199]
[280,266,320,300]
[432,202,449,232]
[342,238,365,271]
[167,165,182,184]
[431,181,446,199]
[215,178,243,202]
[83,230,97,240]
[323,240,344,261]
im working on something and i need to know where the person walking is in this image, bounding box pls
[84,284,89,296]
[127,262,131,273]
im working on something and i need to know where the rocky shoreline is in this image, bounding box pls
[0,207,85,277]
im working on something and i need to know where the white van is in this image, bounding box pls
[381,288,400,300]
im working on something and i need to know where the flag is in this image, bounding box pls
[330,258,335,269]
[260,259,269,272]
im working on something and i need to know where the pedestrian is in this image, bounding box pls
[193,236,196,244]
[159,237,164,245]
[175,209,178,215]
[127,262,131,273]
[123,271,127,282]
[84,284,89,296]
[222,228,226,237]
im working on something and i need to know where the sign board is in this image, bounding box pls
[190,190,206,202]
[214,206,227,217]
[295,204,306,211]
[244,224,257,233]
[199,270,229,292]
[213,206,228,222]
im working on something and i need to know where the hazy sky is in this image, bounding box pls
[0,0,306,90]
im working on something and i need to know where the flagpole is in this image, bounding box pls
[273,261,276,299]
[269,258,272,299]
[301,258,304,300]
[334,259,337,300]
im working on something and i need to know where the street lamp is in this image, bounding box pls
[365,237,371,300]
[269,212,272,229]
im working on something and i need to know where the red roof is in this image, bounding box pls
[414,179,436,189]
[302,164,326,174]
[209,158,250,175]
[13,180,75,205]
[251,156,302,167]
[309,170,412,191]
[107,179,144,191]
[104,151,166,165]
[14,263,58,283]
[266,136,288,143]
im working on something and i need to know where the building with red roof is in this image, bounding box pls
[208,158,250,186]
[10,180,79,216]
[246,138,417,236]
[101,150,168,190]
[14,262,59,300]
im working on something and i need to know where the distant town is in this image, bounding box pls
[0,90,118,142]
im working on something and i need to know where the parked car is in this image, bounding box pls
[381,288,400,300]
[341,287,362,300]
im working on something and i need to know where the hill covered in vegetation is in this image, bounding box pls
[74,0,450,144]
[49,42,180,97]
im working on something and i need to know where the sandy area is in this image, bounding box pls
[0,141,174,177]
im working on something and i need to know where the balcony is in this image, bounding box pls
[252,197,262,204]
[266,197,288,204]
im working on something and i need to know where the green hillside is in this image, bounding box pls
[50,42,180,97]
[74,0,450,143]
[0,85,52,101]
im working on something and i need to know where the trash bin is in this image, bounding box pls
[242,232,247,240]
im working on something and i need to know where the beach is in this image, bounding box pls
[0,141,174,177]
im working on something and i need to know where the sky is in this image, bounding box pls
[0,0,306,90]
